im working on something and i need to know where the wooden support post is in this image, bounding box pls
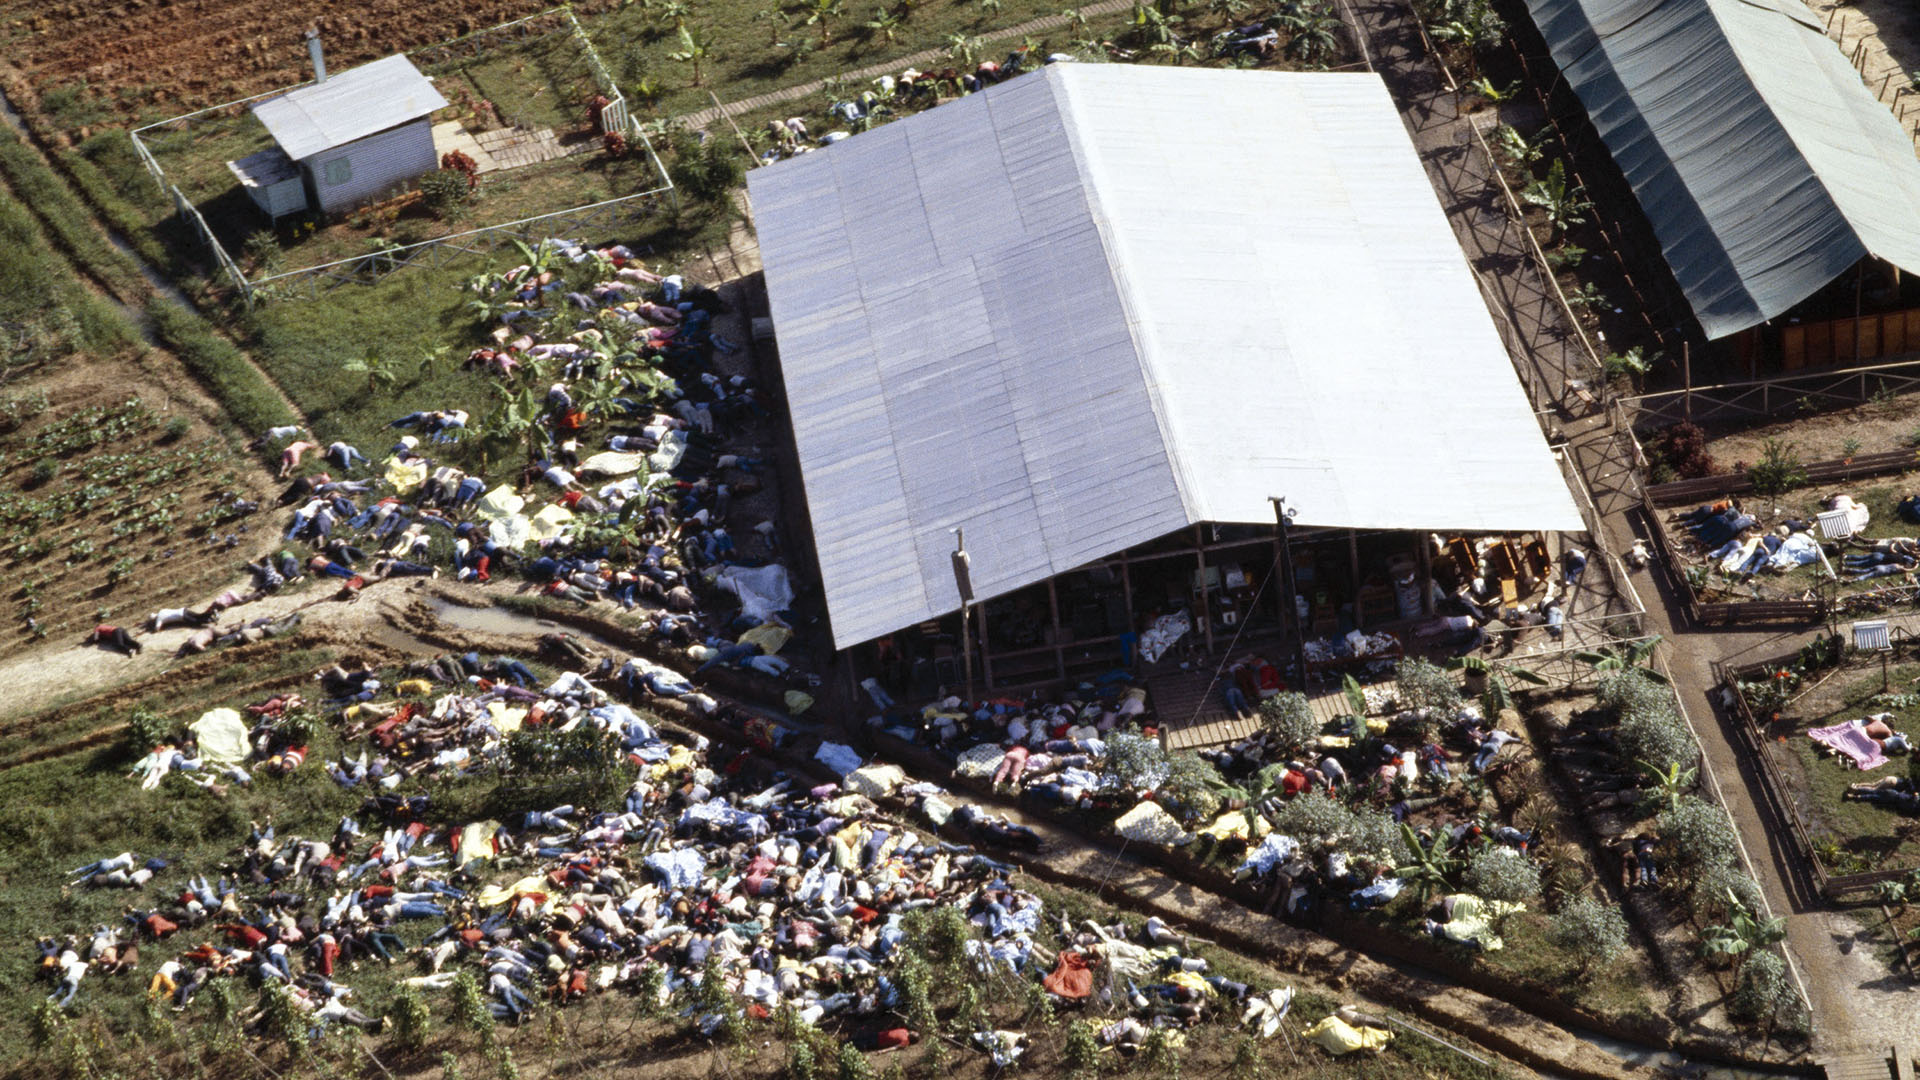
[1272,538,1289,623]
[1856,260,1867,363]
[1046,577,1066,682]
[1348,529,1362,629]
[1118,557,1136,666]
[1419,534,1434,616]
[1683,342,1692,422]
[976,600,994,690]
[1196,526,1215,655]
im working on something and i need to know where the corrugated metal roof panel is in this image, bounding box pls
[749,65,1580,649]
[1524,0,1920,339]
[252,54,448,161]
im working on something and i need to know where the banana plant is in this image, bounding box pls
[1700,892,1785,974]
[1446,656,1546,716]
[341,348,401,395]
[1521,159,1593,237]
[1393,824,1462,904]
[1633,759,1696,818]
[1575,636,1668,683]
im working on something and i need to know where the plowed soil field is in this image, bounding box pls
[7,0,616,114]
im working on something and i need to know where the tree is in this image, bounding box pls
[342,348,401,395]
[1101,728,1169,792]
[387,983,433,1051]
[1129,2,1183,47]
[754,7,785,44]
[1551,896,1628,976]
[944,33,980,63]
[669,26,713,86]
[1257,691,1319,752]
[1063,1020,1100,1078]
[657,0,692,29]
[1394,823,1462,904]
[1447,655,1546,717]
[1284,5,1340,62]
[1700,891,1784,973]
[805,0,844,44]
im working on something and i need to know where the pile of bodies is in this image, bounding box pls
[238,241,808,686]
[1670,498,1824,579]
[47,660,1302,1060]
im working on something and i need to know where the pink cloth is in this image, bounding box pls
[1808,722,1888,770]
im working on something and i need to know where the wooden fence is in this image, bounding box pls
[124,6,674,307]
[1622,356,1920,430]
[1718,650,1920,901]
[1783,307,1920,370]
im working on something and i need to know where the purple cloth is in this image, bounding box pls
[1808,722,1888,770]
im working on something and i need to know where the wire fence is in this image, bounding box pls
[125,6,674,308]
[1620,356,1920,431]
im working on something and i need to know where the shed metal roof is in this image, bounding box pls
[749,64,1583,650]
[251,54,448,161]
[1526,0,1920,339]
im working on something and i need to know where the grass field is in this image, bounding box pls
[1766,659,1920,876]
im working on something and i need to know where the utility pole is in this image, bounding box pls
[951,527,976,703]
[1269,497,1309,690]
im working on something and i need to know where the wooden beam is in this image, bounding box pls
[1348,529,1362,628]
[1419,533,1434,616]
[1118,558,1136,670]
[975,598,994,690]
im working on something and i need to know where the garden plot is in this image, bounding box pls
[1743,654,1920,879]
[0,367,271,657]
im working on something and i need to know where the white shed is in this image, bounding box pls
[248,54,448,216]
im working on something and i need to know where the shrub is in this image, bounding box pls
[1159,751,1224,822]
[1690,864,1764,925]
[1464,847,1542,904]
[1647,421,1716,480]
[1063,1020,1100,1078]
[1597,669,1671,723]
[1745,438,1806,497]
[1101,729,1168,791]
[1550,895,1628,974]
[901,905,972,972]
[1395,657,1462,714]
[1659,796,1738,879]
[387,983,432,1051]
[836,1042,873,1080]
[124,706,174,756]
[28,460,55,487]
[668,128,745,204]
[1258,691,1320,751]
[243,229,283,275]
[1268,793,1408,863]
[420,168,476,221]
[1730,950,1789,1021]
[162,416,191,441]
[1617,706,1697,773]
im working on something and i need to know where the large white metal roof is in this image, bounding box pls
[252,54,447,161]
[749,64,1583,650]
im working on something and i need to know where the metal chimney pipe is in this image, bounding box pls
[305,28,327,84]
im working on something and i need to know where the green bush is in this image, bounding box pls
[123,706,174,756]
[1745,438,1807,497]
[1617,706,1697,773]
[1549,894,1628,975]
[420,168,477,221]
[1658,795,1738,880]
[1159,751,1225,822]
[1396,656,1462,714]
[1464,846,1542,904]
[1258,690,1320,751]
[667,128,745,204]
